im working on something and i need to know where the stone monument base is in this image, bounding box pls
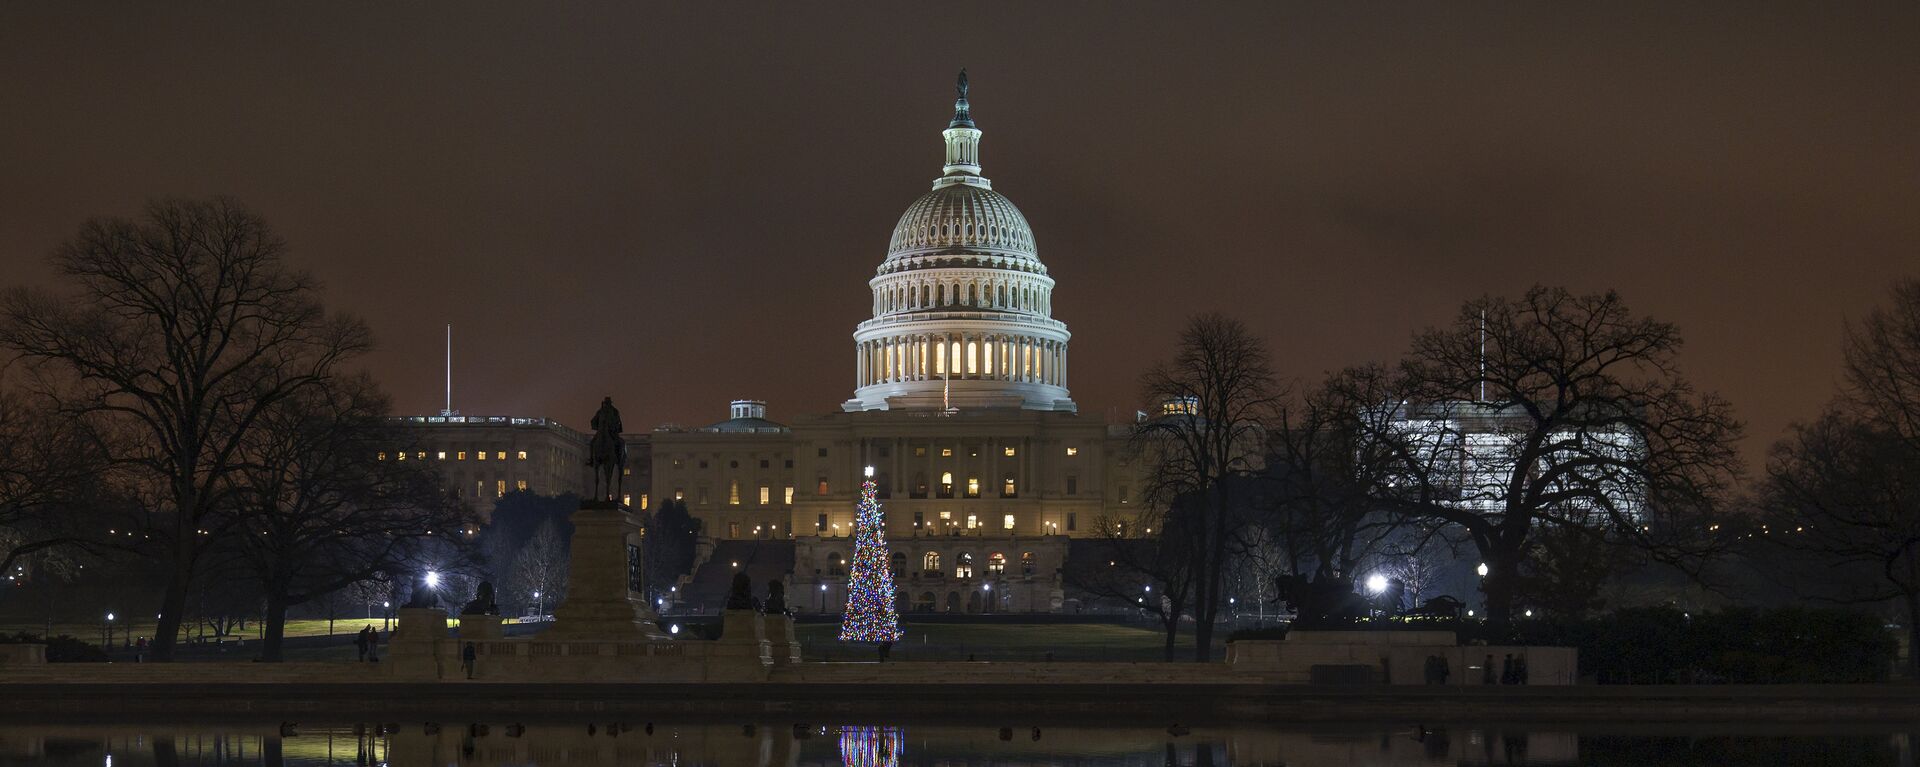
[546,500,668,641]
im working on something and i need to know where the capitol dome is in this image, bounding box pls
[883,183,1042,270]
[845,72,1074,413]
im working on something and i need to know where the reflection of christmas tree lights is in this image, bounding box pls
[838,725,904,767]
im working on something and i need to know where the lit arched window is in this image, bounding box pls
[923,551,941,573]
[955,552,975,579]
[940,472,954,498]
[987,552,1006,573]
[1002,473,1017,497]
[1021,551,1036,575]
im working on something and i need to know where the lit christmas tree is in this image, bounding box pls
[838,466,904,643]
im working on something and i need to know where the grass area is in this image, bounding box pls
[0,615,531,646]
[793,621,1219,662]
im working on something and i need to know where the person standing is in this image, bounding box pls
[461,642,477,679]
[355,626,371,662]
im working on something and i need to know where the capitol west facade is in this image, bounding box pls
[639,83,1148,614]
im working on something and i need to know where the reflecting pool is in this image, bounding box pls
[0,722,1911,766]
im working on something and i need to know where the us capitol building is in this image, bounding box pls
[407,78,1150,614]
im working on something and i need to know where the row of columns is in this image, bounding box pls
[874,276,1050,316]
[856,333,1066,389]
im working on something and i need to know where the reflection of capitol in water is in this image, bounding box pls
[0,723,1585,766]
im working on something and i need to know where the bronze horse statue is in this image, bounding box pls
[587,396,626,504]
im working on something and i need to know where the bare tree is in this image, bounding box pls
[1371,287,1740,634]
[222,374,474,661]
[506,519,569,617]
[1258,366,1409,617]
[0,198,371,660]
[1066,512,1196,660]
[1136,313,1279,660]
[1763,280,1920,674]
[0,393,111,577]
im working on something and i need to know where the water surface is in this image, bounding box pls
[0,722,1910,766]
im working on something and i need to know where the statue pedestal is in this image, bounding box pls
[459,613,505,640]
[768,614,802,667]
[388,608,448,679]
[548,500,668,641]
[708,609,772,681]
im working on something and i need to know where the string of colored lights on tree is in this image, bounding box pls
[838,474,904,643]
[837,725,904,767]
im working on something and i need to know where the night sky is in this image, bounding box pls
[2,3,1916,470]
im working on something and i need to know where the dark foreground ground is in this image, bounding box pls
[6,681,1920,724]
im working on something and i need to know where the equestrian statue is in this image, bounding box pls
[587,396,626,504]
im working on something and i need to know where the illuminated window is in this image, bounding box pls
[1161,396,1199,416]
[622,493,632,506]
[728,480,740,505]
[517,450,528,460]
[728,522,740,538]
[476,451,486,461]
[495,480,506,497]
[955,552,974,578]
[1003,474,1017,497]
[914,446,927,457]
[622,467,631,476]
[1003,446,1016,457]
[939,472,954,498]
[1065,447,1079,456]
[456,451,466,460]
[941,448,953,457]
[475,481,483,498]
[397,451,406,461]
[988,552,1007,572]
[639,493,650,510]
[516,480,528,491]
[759,486,770,505]
[416,451,426,460]
[966,477,980,498]
[816,478,829,495]
[923,552,941,572]
[495,451,505,460]
[377,452,387,461]
[1002,515,1015,531]
[436,451,446,460]
[939,510,952,522]
[674,487,685,501]
[672,457,682,468]
[1021,551,1035,575]
[966,514,978,530]
[784,486,794,504]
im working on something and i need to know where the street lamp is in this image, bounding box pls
[1476,563,1489,578]
[424,571,442,589]
[1365,574,1389,594]
[104,612,115,651]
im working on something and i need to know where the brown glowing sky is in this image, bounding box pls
[2,3,1917,472]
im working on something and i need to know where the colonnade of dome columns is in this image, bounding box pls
[857,333,1066,388]
[873,273,1051,316]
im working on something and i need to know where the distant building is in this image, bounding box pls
[1384,400,1646,522]
[388,415,590,517]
